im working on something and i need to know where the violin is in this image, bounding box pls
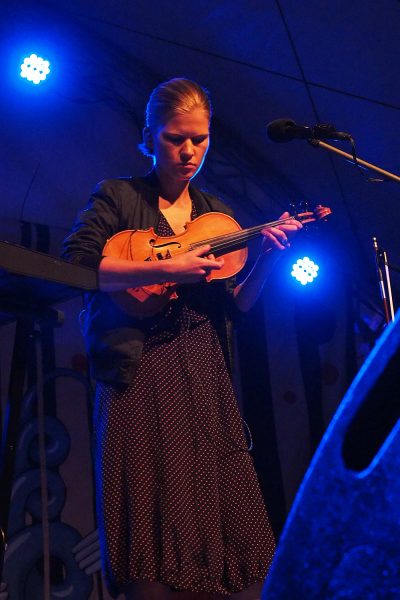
[103,205,331,318]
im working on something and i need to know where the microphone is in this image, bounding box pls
[266,118,352,143]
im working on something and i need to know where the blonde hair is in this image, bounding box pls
[139,78,212,157]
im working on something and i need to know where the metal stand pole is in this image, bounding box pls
[373,237,395,325]
[0,308,63,581]
[308,139,400,183]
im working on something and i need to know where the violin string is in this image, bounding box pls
[189,216,293,251]
[151,210,326,260]
[206,231,263,254]
[189,214,301,254]
[188,209,328,255]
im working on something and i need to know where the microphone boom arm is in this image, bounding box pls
[308,139,400,184]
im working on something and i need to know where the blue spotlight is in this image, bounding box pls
[291,256,319,286]
[20,53,50,84]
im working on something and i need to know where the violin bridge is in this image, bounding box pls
[154,249,172,261]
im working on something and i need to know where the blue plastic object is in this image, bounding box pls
[263,314,400,599]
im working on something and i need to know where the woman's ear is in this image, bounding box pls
[142,127,153,152]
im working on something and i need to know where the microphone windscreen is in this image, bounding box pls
[266,118,296,143]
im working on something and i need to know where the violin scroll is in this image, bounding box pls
[314,204,332,220]
[295,205,332,226]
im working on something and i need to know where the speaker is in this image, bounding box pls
[263,314,400,599]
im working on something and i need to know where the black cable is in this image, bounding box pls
[348,137,388,183]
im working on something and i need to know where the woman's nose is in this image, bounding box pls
[180,140,194,159]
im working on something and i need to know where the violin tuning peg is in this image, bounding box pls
[314,206,332,221]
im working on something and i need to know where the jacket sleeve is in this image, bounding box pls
[62,180,122,270]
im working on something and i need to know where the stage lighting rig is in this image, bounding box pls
[291,256,319,286]
[20,53,50,85]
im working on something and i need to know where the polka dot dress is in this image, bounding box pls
[93,209,276,598]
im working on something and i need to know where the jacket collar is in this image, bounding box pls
[141,169,210,216]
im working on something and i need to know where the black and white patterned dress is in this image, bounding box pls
[93,209,275,597]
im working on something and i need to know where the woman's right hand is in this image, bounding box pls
[98,246,224,292]
[165,244,224,283]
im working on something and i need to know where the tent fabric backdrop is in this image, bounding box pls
[0,2,399,598]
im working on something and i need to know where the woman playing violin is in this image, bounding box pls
[63,78,302,600]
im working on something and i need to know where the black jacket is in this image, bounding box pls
[62,172,238,384]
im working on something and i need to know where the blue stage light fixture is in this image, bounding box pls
[291,256,319,286]
[20,53,50,84]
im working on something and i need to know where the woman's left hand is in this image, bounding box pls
[261,211,303,253]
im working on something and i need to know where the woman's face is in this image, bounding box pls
[151,107,210,183]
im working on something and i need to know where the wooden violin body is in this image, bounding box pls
[103,206,331,318]
[103,212,247,318]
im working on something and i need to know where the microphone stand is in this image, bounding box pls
[372,237,395,325]
[308,139,400,183]
[308,138,399,322]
